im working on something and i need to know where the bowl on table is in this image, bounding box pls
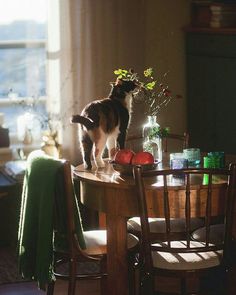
[111,161,159,175]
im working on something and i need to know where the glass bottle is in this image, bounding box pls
[23,128,33,145]
[142,115,162,162]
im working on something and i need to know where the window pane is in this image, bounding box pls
[0,21,46,41]
[0,0,47,139]
[0,47,46,98]
[0,0,47,28]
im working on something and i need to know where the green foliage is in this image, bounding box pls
[148,126,170,139]
[114,69,129,79]
[143,68,156,90]
[144,68,153,77]
[114,67,156,90]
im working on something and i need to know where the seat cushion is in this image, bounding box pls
[152,240,222,270]
[127,217,204,233]
[84,230,139,255]
[191,224,225,244]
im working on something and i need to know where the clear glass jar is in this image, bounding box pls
[183,148,201,167]
[142,115,162,162]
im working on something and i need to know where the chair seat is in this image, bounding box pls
[84,230,139,255]
[152,240,222,270]
[191,224,225,244]
[128,217,204,234]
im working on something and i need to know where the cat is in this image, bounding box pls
[71,79,139,169]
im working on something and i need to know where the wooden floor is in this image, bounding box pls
[1,245,236,295]
[0,245,101,295]
[0,280,100,295]
[1,272,236,295]
[1,273,236,295]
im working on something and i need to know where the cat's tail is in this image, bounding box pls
[71,115,94,129]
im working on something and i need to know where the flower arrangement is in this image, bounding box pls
[114,68,182,117]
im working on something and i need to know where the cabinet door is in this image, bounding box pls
[214,57,236,154]
[187,53,236,153]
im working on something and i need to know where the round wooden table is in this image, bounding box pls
[73,160,228,295]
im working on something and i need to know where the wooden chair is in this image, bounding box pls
[18,151,138,295]
[132,164,236,295]
[162,132,189,153]
[50,160,140,295]
[127,132,204,241]
[46,160,108,295]
[126,132,189,153]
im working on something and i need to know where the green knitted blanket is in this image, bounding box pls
[18,150,86,290]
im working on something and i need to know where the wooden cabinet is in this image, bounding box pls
[185,28,236,153]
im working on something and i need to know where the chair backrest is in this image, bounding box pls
[126,134,143,152]
[162,132,189,153]
[133,164,236,269]
[126,132,189,153]
[62,160,78,256]
[59,160,86,256]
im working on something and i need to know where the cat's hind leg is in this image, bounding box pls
[80,131,93,170]
[106,128,120,159]
[93,130,107,168]
[117,130,127,149]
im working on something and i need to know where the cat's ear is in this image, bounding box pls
[115,78,123,85]
[110,78,122,87]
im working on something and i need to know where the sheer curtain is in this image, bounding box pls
[47,0,146,164]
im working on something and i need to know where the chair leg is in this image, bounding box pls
[139,272,155,295]
[181,277,187,295]
[47,280,55,295]
[128,254,137,295]
[100,275,107,295]
[68,259,77,295]
[181,276,199,295]
[220,269,228,295]
[100,258,107,295]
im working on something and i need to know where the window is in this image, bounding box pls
[0,0,47,144]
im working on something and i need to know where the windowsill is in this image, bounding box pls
[0,96,46,106]
[0,143,41,165]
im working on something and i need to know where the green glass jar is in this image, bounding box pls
[203,154,224,185]
[207,152,225,168]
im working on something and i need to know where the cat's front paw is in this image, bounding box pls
[95,159,105,168]
[83,162,92,170]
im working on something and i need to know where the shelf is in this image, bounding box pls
[183,26,236,34]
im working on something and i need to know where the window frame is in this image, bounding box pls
[0,38,47,144]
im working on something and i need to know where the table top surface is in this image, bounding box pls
[73,159,228,190]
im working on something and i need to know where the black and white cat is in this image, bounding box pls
[71,79,139,169]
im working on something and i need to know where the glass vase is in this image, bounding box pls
[142,115,162,162]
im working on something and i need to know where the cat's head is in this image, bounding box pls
[109,79,140,100]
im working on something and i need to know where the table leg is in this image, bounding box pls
[99,212,106,229]
[106,213,129,295]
